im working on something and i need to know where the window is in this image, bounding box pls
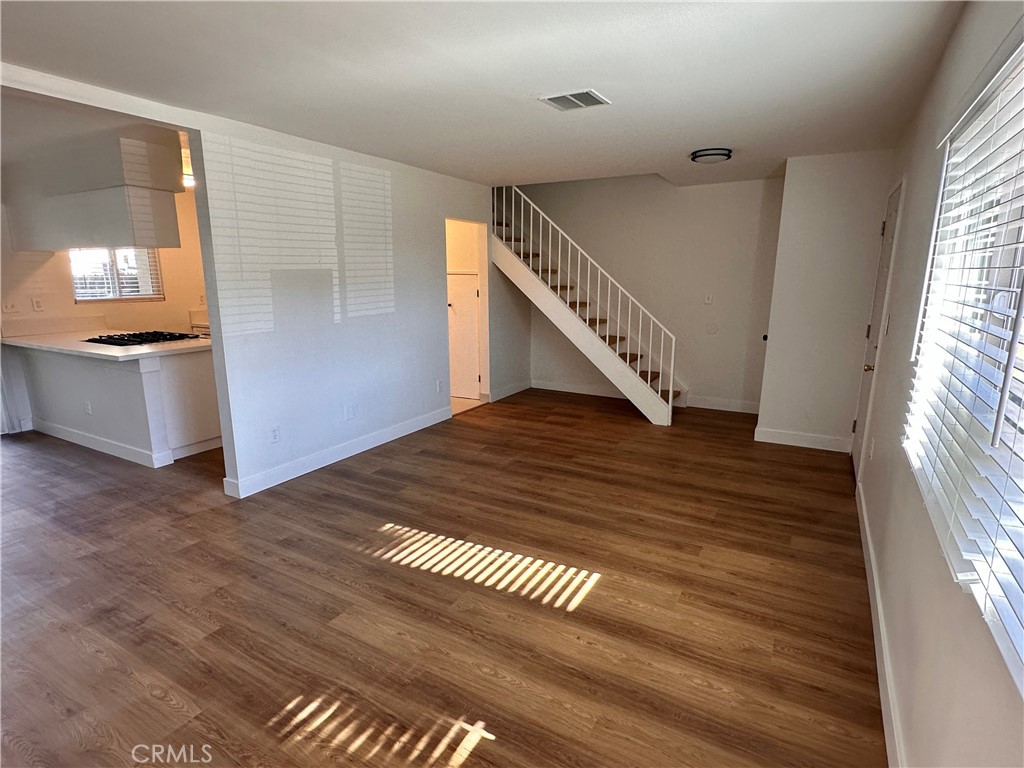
[905,44,1023,694]
[69,248,164,302]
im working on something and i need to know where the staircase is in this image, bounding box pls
[491,186,681,426]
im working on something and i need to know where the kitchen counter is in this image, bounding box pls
[1,329,212,361]
[1,329,220,467]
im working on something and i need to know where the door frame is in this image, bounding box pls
[854,175,907,474]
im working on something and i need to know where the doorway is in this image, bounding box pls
[0,91,225,483]
[445,219,489,416]
[852,181,903,476]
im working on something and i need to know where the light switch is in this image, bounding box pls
[1,302,16,313]
[704,294,713,305]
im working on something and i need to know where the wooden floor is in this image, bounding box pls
[2,389,886,767]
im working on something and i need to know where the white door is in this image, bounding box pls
[447,274,481,399]
[853,183,902,475]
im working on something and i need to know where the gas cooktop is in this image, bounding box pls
[83,331,201,347]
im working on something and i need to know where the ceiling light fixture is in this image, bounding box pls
[690,147,732,164]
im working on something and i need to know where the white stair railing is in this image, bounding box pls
[492,185,677,418]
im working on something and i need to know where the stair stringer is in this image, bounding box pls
[491,235,672,426]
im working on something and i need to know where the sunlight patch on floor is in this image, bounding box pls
[367,523,601,612]
[267,693,495,767]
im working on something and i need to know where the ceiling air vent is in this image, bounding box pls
[540,90,610,111]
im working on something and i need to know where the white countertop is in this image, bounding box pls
[1,329,213,361]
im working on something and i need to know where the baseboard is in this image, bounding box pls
[31,418,170,468]
[531,379,623,399]
[754,426,852,453]
[489,379,531,402]
[226,407,450,499]
[856,482,907,768]
[532,382,761,414]
[687,395,759,414]
[171,436,222,459]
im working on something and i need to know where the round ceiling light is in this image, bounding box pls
[690,148,733,164]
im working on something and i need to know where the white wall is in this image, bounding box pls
[486,255,532,402]
[520,176,783,412]
[755,150,893,451]
[192,132,493,497]
[858,4,1024,766]
[1,191,207,336]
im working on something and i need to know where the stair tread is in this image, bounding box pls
[567,301,588,309]
[585,317,608,326]
[619,352,642,363]
[660,389,682,402]
[532,267,559,274]
[637,370,661,380]
[601,335,626,343]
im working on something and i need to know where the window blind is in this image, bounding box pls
[69,247,164,301]
[905,44,1024,694]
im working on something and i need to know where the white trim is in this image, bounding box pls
[754,426,852,453]
[30,418,172,468]
[223,407,450,499]
[687,395,759,414]
[170,436,222,460]
[532,380,622,399]
[856,482,907,768]
[489,380,532,402]
[854,178,906,472]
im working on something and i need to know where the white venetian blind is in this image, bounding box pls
[905,44,1024,694]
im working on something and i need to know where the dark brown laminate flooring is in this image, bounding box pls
[2,389,886,767]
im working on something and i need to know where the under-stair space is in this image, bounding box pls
[490,185,683,426]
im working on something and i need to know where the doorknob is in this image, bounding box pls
[864,364,875,372]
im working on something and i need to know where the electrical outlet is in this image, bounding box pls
[1,302,16,313]
[84,401,92,416]
[31,297,44,312]
[269,425,281,444]
[199,294,206,306]
[344,405,355,421]
[704,294,713,305]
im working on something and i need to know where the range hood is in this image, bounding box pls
[4,128,185,252]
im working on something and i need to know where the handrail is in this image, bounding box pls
[507,186,677,348]
[492,185,676,417]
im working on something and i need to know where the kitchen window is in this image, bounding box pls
[904,43,1023,694]
[69,247,164,302]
